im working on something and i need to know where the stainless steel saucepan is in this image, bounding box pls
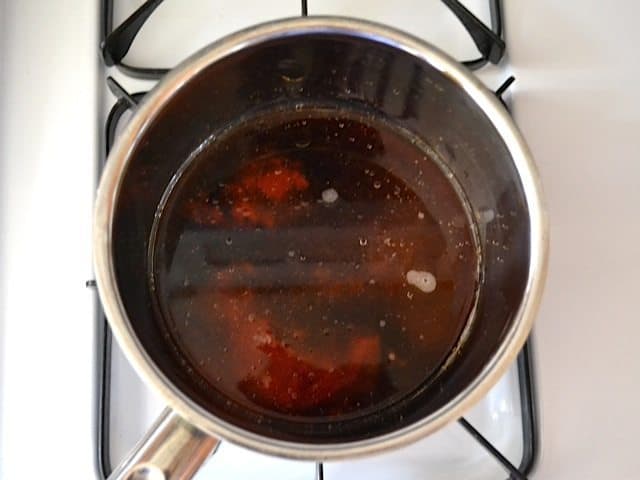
[93,16,548,480]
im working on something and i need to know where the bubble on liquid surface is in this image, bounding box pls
[477,208,495,224]
[406,270,437,293]
[321,188,339,204]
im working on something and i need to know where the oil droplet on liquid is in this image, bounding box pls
[406,270,437,293]
[321,188,339,204]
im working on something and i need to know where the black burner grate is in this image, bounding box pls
[100,0,505,78]
[93,2,537,479]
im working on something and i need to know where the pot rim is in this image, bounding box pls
[93,15,548,461]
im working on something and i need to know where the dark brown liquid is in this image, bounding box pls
[151,107,478,420]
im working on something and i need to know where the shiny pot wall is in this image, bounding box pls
[94,17,547,480]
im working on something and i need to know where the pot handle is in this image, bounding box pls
[108,408,220,480]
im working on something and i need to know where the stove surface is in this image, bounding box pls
[2,1,638,479]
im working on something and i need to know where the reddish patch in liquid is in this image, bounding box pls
[227,158,309,227]
[239,335,381,415]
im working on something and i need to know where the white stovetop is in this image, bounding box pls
[0,1,639,479]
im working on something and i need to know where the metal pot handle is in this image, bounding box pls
[108,408,220,480]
